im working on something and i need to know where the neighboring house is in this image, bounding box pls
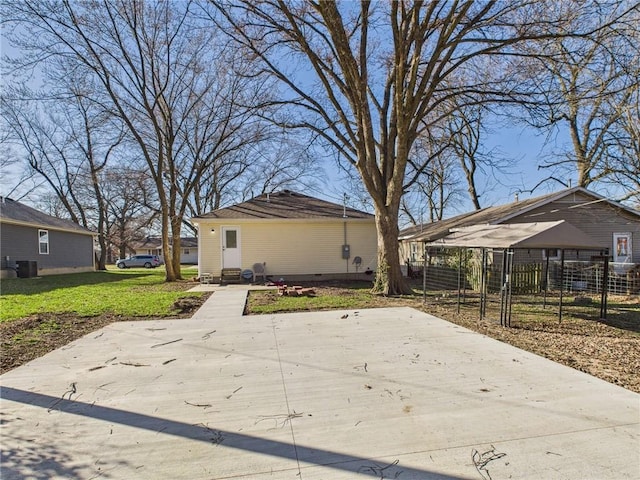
[130,236,198,264]
[191,190,378,282]
[399,187,640,265]
[0,197,95,278]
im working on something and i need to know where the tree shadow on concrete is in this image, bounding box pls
[2,386,466,479]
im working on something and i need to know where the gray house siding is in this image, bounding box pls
[1,223,94,273]
[506,192,640,263]
[1,223,36,267]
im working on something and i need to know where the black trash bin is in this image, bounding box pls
[16,261,38,278]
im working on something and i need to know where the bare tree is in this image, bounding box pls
[239,134,324,199]
[445,101,513,210]
[3,0,274,280]
[401,126,462,225]
[212,1,613,294]
[102,167,157,261]
[64,81,127,270]
[183,130,323,235]
[1,77,127,270]
[1,92,87,226]
[515,4,639,192]
[609,82,640,203]
[403,156,463,224]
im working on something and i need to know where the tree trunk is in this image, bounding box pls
[371,209,413,295]
[170,216,183,280]
[90,164,108,270]
[160,203,177,282]
[118,219,127,260]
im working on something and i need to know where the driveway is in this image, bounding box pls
[1,289,638,479]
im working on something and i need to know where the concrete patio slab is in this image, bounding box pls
[1,296,638,479]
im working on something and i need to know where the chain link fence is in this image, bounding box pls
[408,248,638,325]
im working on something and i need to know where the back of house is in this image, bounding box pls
[192,190,378,283]
[0,197,95,278]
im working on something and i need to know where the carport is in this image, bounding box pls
[417,221,608,325]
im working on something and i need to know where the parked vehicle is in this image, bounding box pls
[116,255,161,269]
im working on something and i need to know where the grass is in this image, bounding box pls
[11,319,61,344]
[0,267,202,322]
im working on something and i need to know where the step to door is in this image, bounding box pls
[220,268,242,284]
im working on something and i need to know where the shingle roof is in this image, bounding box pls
[131,236,198,249]
[0,197,94,235]
[192,190,374,220]
[426,221,604,250]
[401,187,640,242]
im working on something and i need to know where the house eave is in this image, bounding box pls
[494,186,640,224]
[0,218,96,236]
[191,217,376,226]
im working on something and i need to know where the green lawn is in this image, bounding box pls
[0,267,202,322]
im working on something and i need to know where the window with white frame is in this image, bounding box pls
[38,229,49,254]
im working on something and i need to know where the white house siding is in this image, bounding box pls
[133,246,198,264]
[180,248,198,264]
[197,219,377,279]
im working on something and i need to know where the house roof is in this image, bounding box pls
[425,221,605,250]
[402,187,640,243]
[131,236,198,249]
[192,190,374,221]
[0,197,94,235]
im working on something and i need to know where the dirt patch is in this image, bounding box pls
[0,293,210,374]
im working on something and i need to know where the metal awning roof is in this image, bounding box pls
[423,221,605,250]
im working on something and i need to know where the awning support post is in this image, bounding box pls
[543,252,550,309]
[500,249,507,326]
[422,244,427,304]
[600,255,609,319]
[480,248,488,320]
[507,249,514,327]
[456,247,462,314]
[558,249,565,323]
[462,249,468,304]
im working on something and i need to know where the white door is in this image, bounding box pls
[221,226,241,268]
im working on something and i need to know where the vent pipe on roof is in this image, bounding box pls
[343,193,349,218]
[514,193,519,202]
[267,193,270,202]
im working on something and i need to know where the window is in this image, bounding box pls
[542,248,560,261]
[613,232,632,262]
[38,229,49,255]
[225,230,237,248]
[183,249,190,255]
